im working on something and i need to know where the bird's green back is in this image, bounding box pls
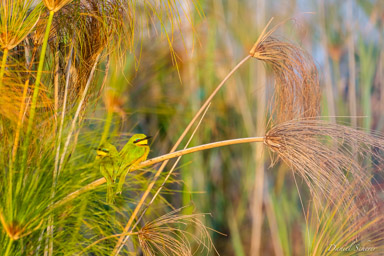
[116,134,150,195]
[119,134,150,169]
[96,142,120,204]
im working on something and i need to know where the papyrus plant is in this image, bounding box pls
[250,19,321,123]
[307,183,384,256]
[0,0,189,255]
[0,0,42,87]
[265,119,384,211]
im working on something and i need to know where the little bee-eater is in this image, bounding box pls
[117,134,151,194]
[96,142,120,204]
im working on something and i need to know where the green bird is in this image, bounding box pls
[96,142,121,204]
[116,134,151,194]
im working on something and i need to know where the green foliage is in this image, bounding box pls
[0,0,207,255]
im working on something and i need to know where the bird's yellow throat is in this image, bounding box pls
[96,150,109,157]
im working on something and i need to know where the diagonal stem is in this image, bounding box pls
[122,103,210,243]
[53,47,73,187]
[57,53,101,177]
[20,10,55,190]
[4,238,13,256]
[112,55,252,254]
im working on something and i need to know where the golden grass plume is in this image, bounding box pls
[138,207,218,256]
[308,183,384,255]
[250,19,321,123]
[43,0,73,12]
[264,119,384,209]
[0,0,42,50]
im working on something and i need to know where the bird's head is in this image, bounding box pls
[95,142,116,159]
[128,134,151,147]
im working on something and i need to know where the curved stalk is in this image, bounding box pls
[141,137,264,168]
[124,103,210,242]
[112,55,252,254]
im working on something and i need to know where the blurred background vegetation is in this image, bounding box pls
[1,0,384,255]
[118,0,383,255]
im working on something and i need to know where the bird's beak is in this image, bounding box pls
[133,136,152,144]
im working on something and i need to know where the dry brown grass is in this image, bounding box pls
[138,207,217,256]
[308,183,384,255]
[250,20,321,123]
[264,118,384,211]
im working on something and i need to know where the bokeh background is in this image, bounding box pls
[94,0,384,255]
[3,0,384,254]
[90,0,384,255]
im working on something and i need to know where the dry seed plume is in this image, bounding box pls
[138,208,217,256]
[264,119,384,209]
[43,0,73,12]
[308,184,384,255]
[48,0,126,105]
[0,1,41,50]
[250,19,321,123]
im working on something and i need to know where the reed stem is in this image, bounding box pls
[4,238,13,256]
[113,55,252,255]
[20,10,55,186]
[6,80,29,225]
[0,48,8,89]
[100,110,114,144]
[58,54,101,175]
[12,80,30,161]
[54,47,73,185]
[54,49,60,130]
[50,136,264,216]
